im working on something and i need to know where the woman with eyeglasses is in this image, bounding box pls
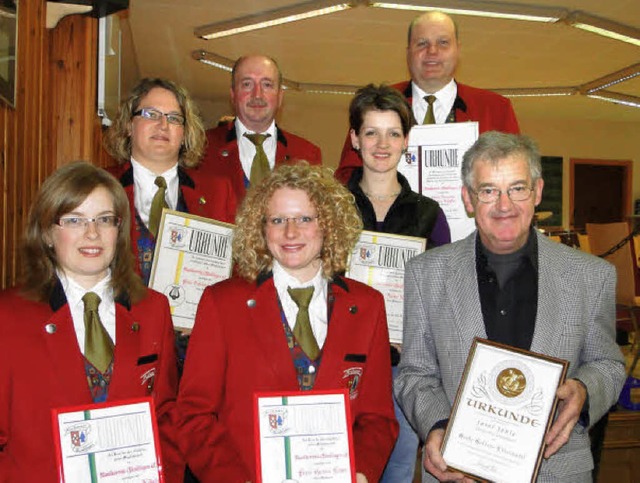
[178,163,398,483]
[346,84,451,483]
[0,162,183,482]
[105,77,237,285]
[105,78,239,391]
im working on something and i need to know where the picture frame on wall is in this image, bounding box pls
[0,0,17,107]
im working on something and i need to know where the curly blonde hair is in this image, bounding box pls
[104,78,205,168]
[233,163,363,281]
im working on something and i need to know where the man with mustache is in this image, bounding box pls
[199,55,321,209]
[335,11,520,183]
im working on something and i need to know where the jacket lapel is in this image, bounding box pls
[247,278,300,387]
[274,127,290,165]
[447,233,487,362]
[530,233,566,354]
[313,278,354,386]
[108,304,142,397]
[44,306,93,403]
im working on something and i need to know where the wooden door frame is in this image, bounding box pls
[570,158,632,229]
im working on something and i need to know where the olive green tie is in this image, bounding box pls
[82,292,114,374]
[244,133,271,186]
[149,176,168,237]
[423,95,437,124]
[287,286,319,360]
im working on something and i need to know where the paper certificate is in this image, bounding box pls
[400,122,479,242]
[346,231,426,344]
[149,210,234,330]
[255,391,356,483]
[51,398,164,482]
[442,338,568,483]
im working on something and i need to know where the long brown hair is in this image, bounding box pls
[21,161,146,303]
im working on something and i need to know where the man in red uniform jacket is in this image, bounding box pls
[335,11,519,184]
[198,54,321,208]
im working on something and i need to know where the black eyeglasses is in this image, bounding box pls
[133,108,185,126]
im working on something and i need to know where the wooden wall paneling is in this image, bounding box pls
[47,14,98,167]
[1,0,47,288]
[93,120,114,168]
[0,1,102,289]
[0,92,8,286]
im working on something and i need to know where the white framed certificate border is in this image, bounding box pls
[254,390,356,483]
[51,397,164,483]
[403,122,479,242]
[149,209,235,330]
[441,338,568,483]
[346,230,426,344]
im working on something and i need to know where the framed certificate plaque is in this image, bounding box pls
[441,338,568,483]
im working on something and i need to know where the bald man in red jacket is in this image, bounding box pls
[335,11,519,184]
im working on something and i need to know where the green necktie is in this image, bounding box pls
[244,133,271,186]
[287,286,319,360]
[149,176,169,237]
[82,292,114,374]
[423,95,437,124]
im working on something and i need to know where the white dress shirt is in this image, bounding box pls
[412,78,457,125]
[272,261,328,348]
[58,270,116,354]
[130,157,179,227]
[235,118,277,181]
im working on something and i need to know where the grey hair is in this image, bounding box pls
[461,131,542,188]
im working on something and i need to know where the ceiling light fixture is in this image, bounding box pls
[579,63,640,94]
[195,0,365,40]
[194,51,362,95]
[193,49,640,107]
[587,91,640,109]
[193,50,303,90]
[298,83,361,95]
[192,50,234,72]
[566,12,640,47]
[490,87,577,97]
[370,1,566,23]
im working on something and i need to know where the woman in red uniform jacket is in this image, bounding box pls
[0,162,182,482]
[178,163,398,483]
[103,77,238,377]
[103,77,237,285]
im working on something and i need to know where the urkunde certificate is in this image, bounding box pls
[346,231,425,344]
[255,391,355,483]
[51,398,163,482]
[400,122,478,242]
[441,338,568,483]
[149,210,234,330]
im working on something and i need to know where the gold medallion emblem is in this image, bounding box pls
[496,368,526,398]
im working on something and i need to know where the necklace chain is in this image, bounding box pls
[362,189,400,201]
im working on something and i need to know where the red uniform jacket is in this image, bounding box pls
[197,122,322,207]
[177,274,398,483]
[335,81,520,183]
[108,162,237,273]
[0,285,182,482]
